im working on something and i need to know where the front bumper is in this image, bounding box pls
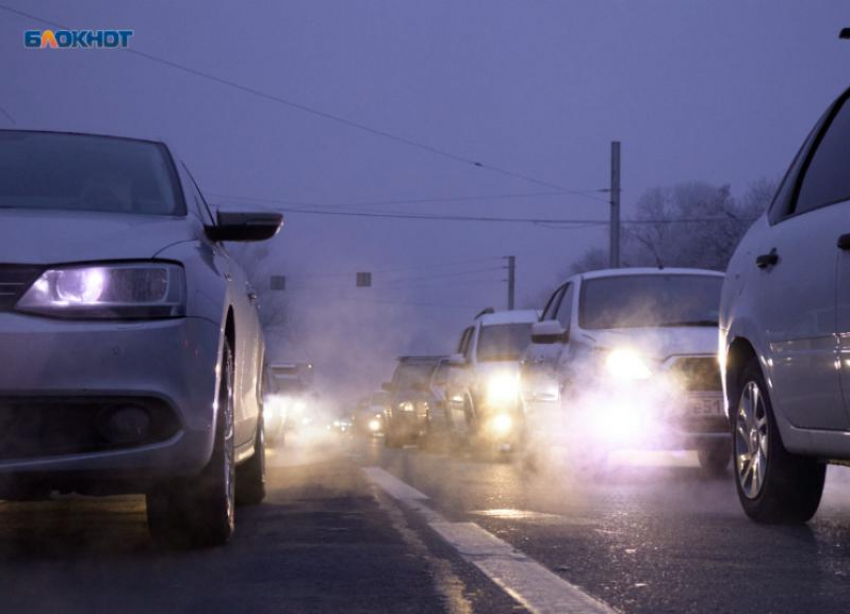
[0,313,221,488]
[525,372,727,451]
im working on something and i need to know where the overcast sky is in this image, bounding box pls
[2,1,849,402]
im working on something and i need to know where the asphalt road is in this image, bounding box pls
[5,432,850,614]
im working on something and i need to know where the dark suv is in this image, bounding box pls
[381,356,442,448]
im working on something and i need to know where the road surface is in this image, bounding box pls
[4,431,850,614]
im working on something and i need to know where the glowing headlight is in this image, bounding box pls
[490,414,513,436]
[486,373,521,407]
[399,401,415,412]
[368,419,381,432]
[16,262,185,319]
[605,348,652,381]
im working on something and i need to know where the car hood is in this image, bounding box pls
[0,209,197,264]
[578,326,718,360]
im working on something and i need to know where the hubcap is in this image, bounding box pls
[735,380,769,499]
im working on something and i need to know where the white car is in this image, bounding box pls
[0,129,281,546]
[445,308,539,453]
[522,268,728,473]
[720,86,850,523]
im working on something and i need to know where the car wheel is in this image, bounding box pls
[697,440,732,477]
[733,358,825,523]
[236,411,266,506]
[146,339,237,547]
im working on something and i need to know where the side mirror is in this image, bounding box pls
[205,210,283,242]
[531,320,568,345]
[447,353,467,367]
[381,382,394,393]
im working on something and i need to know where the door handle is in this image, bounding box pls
[755,249,778,269]
[838,234,850,251]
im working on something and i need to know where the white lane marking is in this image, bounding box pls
[362,466,429,502]
[364,467,618,614]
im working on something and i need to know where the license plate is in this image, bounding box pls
[688,397,724,416]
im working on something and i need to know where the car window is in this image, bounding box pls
[458,327,474,360]
[541,284,567,321]
[793,94,850,216]
[0,131,184,216]
[768,115,826,224]
[393,363,435,387]
[554,283,574,330]
[476,323,533,362]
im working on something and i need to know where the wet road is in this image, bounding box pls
[360,439,850,614]
[5,433,850,614]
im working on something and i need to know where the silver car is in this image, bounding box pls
[0,129,281,546]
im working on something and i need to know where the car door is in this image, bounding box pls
[522,283,571,405]
[447,327,475,435]
[753,95,849,431]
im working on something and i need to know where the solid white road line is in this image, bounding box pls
[363,467,618,614]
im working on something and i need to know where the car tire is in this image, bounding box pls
[697,441,732,477]
[146,339,237,547]
[236,413,266,506]
[733,357,826,524]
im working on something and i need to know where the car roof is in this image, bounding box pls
[578,267,725,282]
[396,355,443,363]
[476,309,540,326]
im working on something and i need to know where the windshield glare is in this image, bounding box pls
[0,131,183,216]
[579,274,723,330]
[476,323,532,362]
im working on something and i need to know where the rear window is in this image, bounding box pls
[0,131,184,216]
[476,323,532,362]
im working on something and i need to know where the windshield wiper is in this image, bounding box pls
[658,320,718,327]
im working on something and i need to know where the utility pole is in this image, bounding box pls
[505,255,515,310]
[609,141,621,268]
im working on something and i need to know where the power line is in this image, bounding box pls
[281,256,503,279]
[229,201,747,227]
[214,190,606,210]
[0,3,607,201]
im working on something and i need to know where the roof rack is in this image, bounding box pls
[474,307,495,319]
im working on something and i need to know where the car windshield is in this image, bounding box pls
[476,323,533,362]
[0,131,183,216]
[579,274,723,330]
[393,363,435,387]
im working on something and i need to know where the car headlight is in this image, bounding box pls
[16,262,185,319]
[399,401,415,412]
[486,373,520,407]
[489,413,513,436]
[605,348,652,381]
[368,419,381,432]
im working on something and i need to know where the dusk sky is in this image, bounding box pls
[2,1,848,403]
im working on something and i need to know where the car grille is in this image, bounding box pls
[0,265,42,311]
[670,356,722,391]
